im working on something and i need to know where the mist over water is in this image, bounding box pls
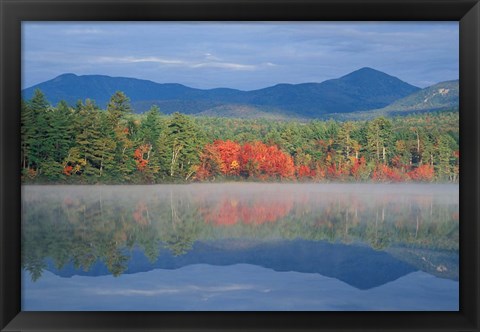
[21,183,459,311]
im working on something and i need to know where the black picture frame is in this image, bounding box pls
[1,0,479,331]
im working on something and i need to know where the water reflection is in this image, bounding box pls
[22,184,458,286]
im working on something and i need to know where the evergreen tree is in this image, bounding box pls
[73,99,103,178]
[106,91,132,128]
[138,105,162,148]
[25,89,50,174]
[157,113,205,180]
[367,117,392,163]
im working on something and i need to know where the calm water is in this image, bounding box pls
[21,183,459,311]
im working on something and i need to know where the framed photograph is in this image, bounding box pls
[1,0,479,331]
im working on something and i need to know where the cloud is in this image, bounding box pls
[91,284,257,296]
[191,62,256,70]
[94,55,260,71]
[96,56,185,65]
[64,28,106,35]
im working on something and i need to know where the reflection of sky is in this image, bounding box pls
[22,264,458,311]
[22,22,458,89]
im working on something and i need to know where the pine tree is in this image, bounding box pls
[157,113,205,180]
[139,105,162,148]
[106,91,132,128]
[366,117,392,163]
[24,89,50,174]
[74,99,103,179]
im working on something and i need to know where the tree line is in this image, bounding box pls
[21,89,459,184]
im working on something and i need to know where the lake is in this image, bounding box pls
[21,183,459,311]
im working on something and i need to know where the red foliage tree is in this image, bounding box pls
[214,140,241,176]
[297,165,315,179]
[407,164,435,182]
[326,162,349,180]
[372,164,405,182]
[239,141,295,179]
[63,165,73,176]
[350,157,366,180]
[133,144,151,172]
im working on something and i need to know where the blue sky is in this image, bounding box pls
[22,22,459,90]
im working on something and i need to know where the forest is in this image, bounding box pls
[21,89,460,184]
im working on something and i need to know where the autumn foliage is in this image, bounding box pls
[297,165,315,179]
[63,165,74,176]
[350,157,367,180]
[196,140,295,180]
[407,164,435,182]
[372,164,406,182]
[134,144,151,171]
[214,140,241,176]
[193,138,442,182]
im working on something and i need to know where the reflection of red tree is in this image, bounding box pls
[202,196,294,226]
[133,201,149,226]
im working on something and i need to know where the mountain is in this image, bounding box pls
[46,240,419,290]
[236,67,420,117]
[22,73,208,110]
[329,80,459,120]
[373,79,459,115]
[22,67,421,118]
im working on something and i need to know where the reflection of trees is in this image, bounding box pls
[159,191,201,256]
[200,195,294,226]
[22,186,459,280]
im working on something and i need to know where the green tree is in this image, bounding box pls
[106,91,132,127]
[157,113,205,180]
[23,89,50,174]
[367,117,392,163]
[138,105,162,148]
[73,99,103,179]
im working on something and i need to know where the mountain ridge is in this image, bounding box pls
[22,68,455,119]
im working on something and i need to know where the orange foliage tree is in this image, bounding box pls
[407,164,435,182]
[350,156,367,180]
[133,144,151,172]
[214,140,241,176]
[239,141,295,179]
[372,163,405,182]
[196,140,295,180]
[297,165,315,179]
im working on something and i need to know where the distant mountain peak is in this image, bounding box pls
[23,68,432,118]
[341,67,401,80]
[53,73,78,80]
[355,66,381,73]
